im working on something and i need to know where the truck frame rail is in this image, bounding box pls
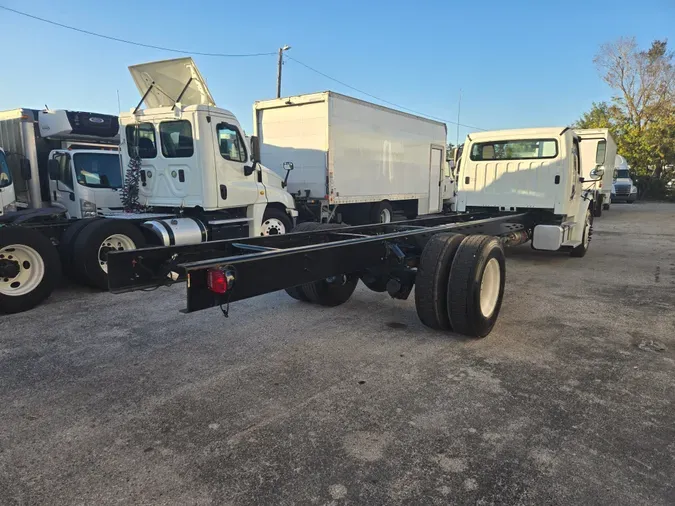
[108,212,532,320]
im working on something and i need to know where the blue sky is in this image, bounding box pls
[0,0,673,141]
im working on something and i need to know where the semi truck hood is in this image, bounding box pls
[129,57,216,109]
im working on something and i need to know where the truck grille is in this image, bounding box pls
[614,184,631,195]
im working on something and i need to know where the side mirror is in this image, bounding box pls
[589,166,605,179]
[20,159,32,180]
[595,140,607,165]
[48,159,60,180]
[243,165,254,177]
[250,135,261,163]
[282,161,294,172]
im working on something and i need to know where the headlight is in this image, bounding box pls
[80,199,97,218]
[2,202,17,214]
[631,186,638,194]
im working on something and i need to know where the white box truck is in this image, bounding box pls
[254,92,448,224]
[0,108,123,218]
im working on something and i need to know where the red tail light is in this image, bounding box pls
[207,269,229,294]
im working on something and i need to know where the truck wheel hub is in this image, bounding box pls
[0,258,20,279]
[261,218,285,236]
[98,234,136,274]
[0,244,45,296]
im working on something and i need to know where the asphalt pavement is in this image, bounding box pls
[1,202,674,505]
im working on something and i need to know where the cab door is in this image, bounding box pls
[213,121,263,208]
[49,151,80,217]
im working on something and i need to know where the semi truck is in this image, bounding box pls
[104,127,606,339]
[575,128,617,217]
[253,92,449,224]
[0,57,298,314]
[612,155,637,203]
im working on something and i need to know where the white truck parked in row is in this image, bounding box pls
[575,128,617,217]
[254,92,450,224]
[1,57,299,314]
[612,155,638,203]
[0,148,16,215]
[0,108,123,218]
[105,127,615,339]
[456,127,602,257]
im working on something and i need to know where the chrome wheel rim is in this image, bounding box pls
[261,218,286,236]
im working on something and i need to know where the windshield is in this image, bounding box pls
[0,151,12,188]
[615,169,630,179]
[73,153,122,189]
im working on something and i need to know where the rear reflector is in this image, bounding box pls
[207,269,228,294]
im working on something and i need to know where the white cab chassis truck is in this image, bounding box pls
[254,92,448,224]
[575,128,617,217]
[456,127,598,256]
[103,130,607,340]
[0,58,297,315]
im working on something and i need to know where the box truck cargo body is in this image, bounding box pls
[254,92,448,223]
[0,108,120,211]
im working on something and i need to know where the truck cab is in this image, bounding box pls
[119,58,296,236]
[575,128,617,216]
[612,155,637,203]
[47,148,123,218]
[456,128,596,255]
[0,148,16,216]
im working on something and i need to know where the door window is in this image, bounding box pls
[126,123,157,159]
[58,154,73,189]
[160,120,194,158]
[0,152,11,188]
[216,123,247,162]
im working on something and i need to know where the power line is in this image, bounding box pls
[1,4,485,132]
[0,5,276,57]
[285,55,486,131]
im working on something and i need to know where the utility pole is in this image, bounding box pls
[276,45,291,98]
[456,89,462,147]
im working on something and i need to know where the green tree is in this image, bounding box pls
[576,38,675,179]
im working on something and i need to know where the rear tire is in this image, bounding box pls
[602,202,610,211]
[447,235,506,338]
[370,201,393,224]
[414,233,465,330]
[296,222,358,306]
[285,222,321,301]
[58,218,101,281]
[593,199,603,218]
[0,227,61,314]
[73,219,146,290]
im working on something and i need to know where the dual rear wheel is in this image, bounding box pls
[285,223,506,338]
[415,234,506,337]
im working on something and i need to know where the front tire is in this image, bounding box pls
[570,209,592,258]
[0,227,61,314]
[261,208,293,236]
